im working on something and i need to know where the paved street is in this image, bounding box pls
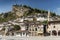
[0,36,60,40]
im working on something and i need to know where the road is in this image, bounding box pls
[0,36,60,40]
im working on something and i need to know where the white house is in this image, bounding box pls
[47,21,60,36]
[28,21,44,36]
[36,17,47,21]
[24,16,33,21]
[14,18,24,22]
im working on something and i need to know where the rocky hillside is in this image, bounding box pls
[0,4,59,23]
[12,4,57,17]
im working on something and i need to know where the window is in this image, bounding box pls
[35,28,37,31]
[58,30,60,36]
[53,26,55,28]
[52,30,57,36]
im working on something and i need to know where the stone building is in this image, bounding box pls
[47,21,60,36]
[27,21,44,36]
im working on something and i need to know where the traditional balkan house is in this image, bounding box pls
[14,22,29,37]
[47,21,60,36]
[34,13,47,22]
[28,21,44,36]
[24,16,33,21]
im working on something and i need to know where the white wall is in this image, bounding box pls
[36,17,47,21]
[48,23,60,33]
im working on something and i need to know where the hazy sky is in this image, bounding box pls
[0,0,60,15]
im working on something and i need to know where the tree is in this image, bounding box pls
[42,20,48,24]
[34,8,41,13]
[14,25,21,30]
[50,12,56,17]
[4,13,8,18]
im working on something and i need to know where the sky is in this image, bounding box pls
[0,0,60,15]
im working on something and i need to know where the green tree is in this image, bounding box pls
[4,13,8,18]
[34,8,41,13]
[14,25,21,30]
[50,12,56,17]
[42,20,48,24]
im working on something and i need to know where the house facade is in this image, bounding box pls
[27,21,44,36]
[47,21,60,36]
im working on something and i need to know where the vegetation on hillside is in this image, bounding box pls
[21,5,56,17]
[0,4,58,23]
[14,25,21,30]
[0,12,16,23]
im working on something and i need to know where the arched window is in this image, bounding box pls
[52,30,57,36]
[58,30,60,36]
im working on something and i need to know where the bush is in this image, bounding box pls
[14,25,21,30]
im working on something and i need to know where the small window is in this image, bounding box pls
[35,28,37,31]
[53,26,55,28]
[52,30,57,36]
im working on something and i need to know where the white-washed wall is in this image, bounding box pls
[48,23,60,35]
[48,24,60,31]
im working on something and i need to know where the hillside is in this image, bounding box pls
[12,4,58,17]
[0,4,59,23]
